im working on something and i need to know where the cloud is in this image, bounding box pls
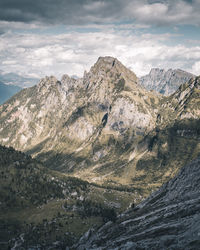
[124,0,200,26]
[0,0,199,81]
[0,29,199,79]
[192,61,200,76]
[0,0,200,27]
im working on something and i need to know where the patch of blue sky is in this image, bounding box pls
[11,24,101,35]
[137,24,200,46]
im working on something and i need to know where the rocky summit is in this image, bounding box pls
[0,56,200,202]
[139,68,195,95]
[76,156,200,249]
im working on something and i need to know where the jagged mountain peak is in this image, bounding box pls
[174,75,200,99]
[93,56,119,70]
[61,74,71,82]
[80,57,139,106]
[149,67,192,75]
[0,57,199,199]
[60,73,83,92]
[87,56,137,84]
[139,68,195,95]
[149,68,165,74]
[38,75,59,88]
[96,55,117,64]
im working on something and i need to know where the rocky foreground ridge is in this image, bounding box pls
[139,68,195,95]
[76,156,200,249]
[0,56,200,201]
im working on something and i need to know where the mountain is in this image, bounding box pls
[0,56,200,203]
[139,68,195,95]
[0,81,22,104]
[0,144,136,249]
[76,156,200,249]
[0,56,200,248]
[0,72,39,88]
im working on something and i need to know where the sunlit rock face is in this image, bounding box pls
[0,57,199,203]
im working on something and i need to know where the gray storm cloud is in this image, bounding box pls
[0,0,199,26]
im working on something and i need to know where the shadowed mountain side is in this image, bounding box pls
[24,118,200,202]
[76,156,200,249]
[0,145,140,249]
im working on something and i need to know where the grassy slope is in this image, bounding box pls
[0,145,138,249]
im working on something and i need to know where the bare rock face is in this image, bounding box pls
[0,57,199,201]
[172,76,200,120]
[76,156,200,249]
[0,56,157,152]
[61,74,83,92]
[139,68,195,95]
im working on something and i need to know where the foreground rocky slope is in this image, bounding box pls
[139,68,195,95]
[0,57,199,200]
[76,156,200,249]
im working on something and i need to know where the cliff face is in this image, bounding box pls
[76,156,200,249]
[139,68,195,95]
[0,57,200,201]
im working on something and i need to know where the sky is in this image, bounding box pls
[0,0,200,80]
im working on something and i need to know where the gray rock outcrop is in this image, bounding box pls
[76,156,200,249]
[139,68,195,95]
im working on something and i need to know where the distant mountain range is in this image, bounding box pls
[0,81,22,104]
[139,68,195,95]
[0,71,39,88]
[0,68,194,105]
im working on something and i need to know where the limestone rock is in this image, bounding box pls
[139,68,195,95]
[76,157,200,249]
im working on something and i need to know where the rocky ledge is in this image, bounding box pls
[76,156,200,249]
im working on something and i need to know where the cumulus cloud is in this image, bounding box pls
[125,0,197,26]
[0,0,199,81]
[0,29,199,79]
[192,61,200,76]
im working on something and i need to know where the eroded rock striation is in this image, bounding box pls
[76,156,200,249]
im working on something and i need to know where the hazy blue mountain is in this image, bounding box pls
[0,72,39,88]
[0,81,22,104]
[139,68,195,95]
